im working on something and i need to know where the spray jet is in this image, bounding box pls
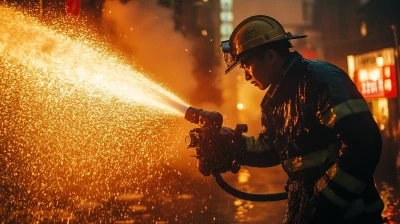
[184,107,288,202]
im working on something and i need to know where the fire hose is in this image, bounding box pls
[184,107,288,202]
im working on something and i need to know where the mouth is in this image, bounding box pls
[251,82,258,86]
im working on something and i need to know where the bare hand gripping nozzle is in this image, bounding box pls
[183,106,288,202]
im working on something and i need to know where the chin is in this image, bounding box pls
[257,85,266,90]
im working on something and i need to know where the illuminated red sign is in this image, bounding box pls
[353,65,397,99]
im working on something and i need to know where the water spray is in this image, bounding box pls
[184,106,288,202]
[0,5,221,223]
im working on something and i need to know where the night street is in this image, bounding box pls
[1,0,400,223]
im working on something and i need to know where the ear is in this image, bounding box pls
[266,50,277,62]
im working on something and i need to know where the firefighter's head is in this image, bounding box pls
[221,15,307,90]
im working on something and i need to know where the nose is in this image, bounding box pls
[245,71,252,81]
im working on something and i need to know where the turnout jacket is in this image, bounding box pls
[240,52,384,223]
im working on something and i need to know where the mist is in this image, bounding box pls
[102,0,196,102]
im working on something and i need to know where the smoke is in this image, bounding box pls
[102,0,196,102]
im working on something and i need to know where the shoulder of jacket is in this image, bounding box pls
[303,59,349,84]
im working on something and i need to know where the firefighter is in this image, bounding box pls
[210,15,384,223]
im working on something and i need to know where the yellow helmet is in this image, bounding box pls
[221,15,307,74]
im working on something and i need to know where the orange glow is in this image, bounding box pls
[376,57,384,67]
[237,169,251,183]
[0,5,194,221]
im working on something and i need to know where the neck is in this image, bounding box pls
[274,54,287,75]
[270,52,294,85]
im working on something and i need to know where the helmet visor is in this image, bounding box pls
[222,52,236,69]
[221,40,240,74]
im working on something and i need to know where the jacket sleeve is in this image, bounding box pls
[239,133,281,167]
[310,67,383,218]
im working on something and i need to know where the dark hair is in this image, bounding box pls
[250,40,292,59]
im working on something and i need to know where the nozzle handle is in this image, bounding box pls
[235,124,248,133]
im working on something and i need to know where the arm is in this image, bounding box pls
[239,134,281,167]
[307,69,383,220]
[320,102,382,181]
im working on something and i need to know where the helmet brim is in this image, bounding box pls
[224,60,240,74]
[224,34,308,75]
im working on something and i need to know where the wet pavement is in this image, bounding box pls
[215,160,400,224]
[217,169,400,224]
[1,155,399,224]
[2,162,400,223]
[215,166,288,223]
[1,163,223,223]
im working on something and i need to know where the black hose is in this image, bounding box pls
[213,173,288,202]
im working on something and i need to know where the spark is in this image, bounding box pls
[0,5,204,222]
